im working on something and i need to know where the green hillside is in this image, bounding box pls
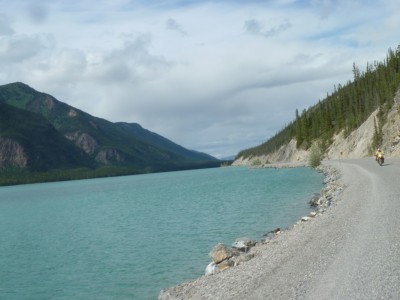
[0,83,220,185]
[116,122,217,161]
[237,45,400,159]
[0,102,92,171]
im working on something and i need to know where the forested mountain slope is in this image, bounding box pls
[0,83,219,185]
[0,102,92,171]
[234,46,400,166]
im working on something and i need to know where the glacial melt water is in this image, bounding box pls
[0,166,323,300]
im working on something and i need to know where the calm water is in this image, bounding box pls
[0,166,323,300]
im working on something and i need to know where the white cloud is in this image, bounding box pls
[0,34,43,62]
[244,19,292,38]
[0,14,15,36]
[0,0,399,158]
[165,18,187,36]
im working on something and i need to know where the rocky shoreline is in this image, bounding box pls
[159,162,344,300]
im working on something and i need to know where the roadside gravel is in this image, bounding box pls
[160,158,400,300]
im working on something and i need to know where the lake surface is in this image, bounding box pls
[0,166,324,299]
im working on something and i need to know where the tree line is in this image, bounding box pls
[237,45,400,159]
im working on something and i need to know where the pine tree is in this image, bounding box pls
[295,109,302,148]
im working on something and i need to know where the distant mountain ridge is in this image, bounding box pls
[0,82,219,183]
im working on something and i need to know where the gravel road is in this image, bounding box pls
[160,158,400,300]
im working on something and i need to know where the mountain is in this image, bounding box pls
[234,46,400,166]
[115,122,217,163]
[0,102,93,171]
[0,82,219,184]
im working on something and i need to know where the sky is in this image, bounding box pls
[0,0,399,158]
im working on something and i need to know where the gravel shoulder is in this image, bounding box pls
[160,158,400,300]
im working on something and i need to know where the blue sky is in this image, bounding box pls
[0,0,399,158]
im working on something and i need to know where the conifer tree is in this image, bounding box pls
[295,109,302,148]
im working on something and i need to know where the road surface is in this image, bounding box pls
[160,158,400,299]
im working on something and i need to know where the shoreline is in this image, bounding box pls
[159,161,344,299]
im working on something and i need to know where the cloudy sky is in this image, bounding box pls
[0,0,399,158]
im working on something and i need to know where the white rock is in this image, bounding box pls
[205,262,219,276]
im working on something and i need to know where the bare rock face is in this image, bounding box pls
[232,139,309,167]
[327,109,377,159]
[0,138,28,168]
[95,148,125,164]
[65,131,125,164]
[381,90,400,157]
[44,95,55,110]
[68,109,77,117]
[75,133,98,155]
[65,132,99,154]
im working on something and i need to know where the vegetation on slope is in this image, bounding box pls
[237,45,400,159]
[0,83,221,185]
[0,83,219,167]
[0,102,92,171]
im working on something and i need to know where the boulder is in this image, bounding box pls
[263,228,281,240]
[209,243,232,264]
[205,262,219,276]
[231,253,255,266]
[309,194,321,207]
[309,211,317,217]
[232,237,257,252]
[217,259,234,271]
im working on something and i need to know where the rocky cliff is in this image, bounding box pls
[380,90,400,157]
[232,139,309,167]
[65,131,99,155]
[0,138,28,168]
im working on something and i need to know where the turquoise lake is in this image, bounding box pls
[0,166,324,299]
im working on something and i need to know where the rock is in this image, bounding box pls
[301,216,310,222]
[209,243,232,264]
[158,289,174,300]
[0,138,28,168]
[217,259,234,271]
[65,132,99,154]
[263,228,281,239]
[309,211,317,217]
[95,148,125,164]
[309,195,321,207]
[232,237,257,252]
[205,262,219,276]
[231,253,255,266]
